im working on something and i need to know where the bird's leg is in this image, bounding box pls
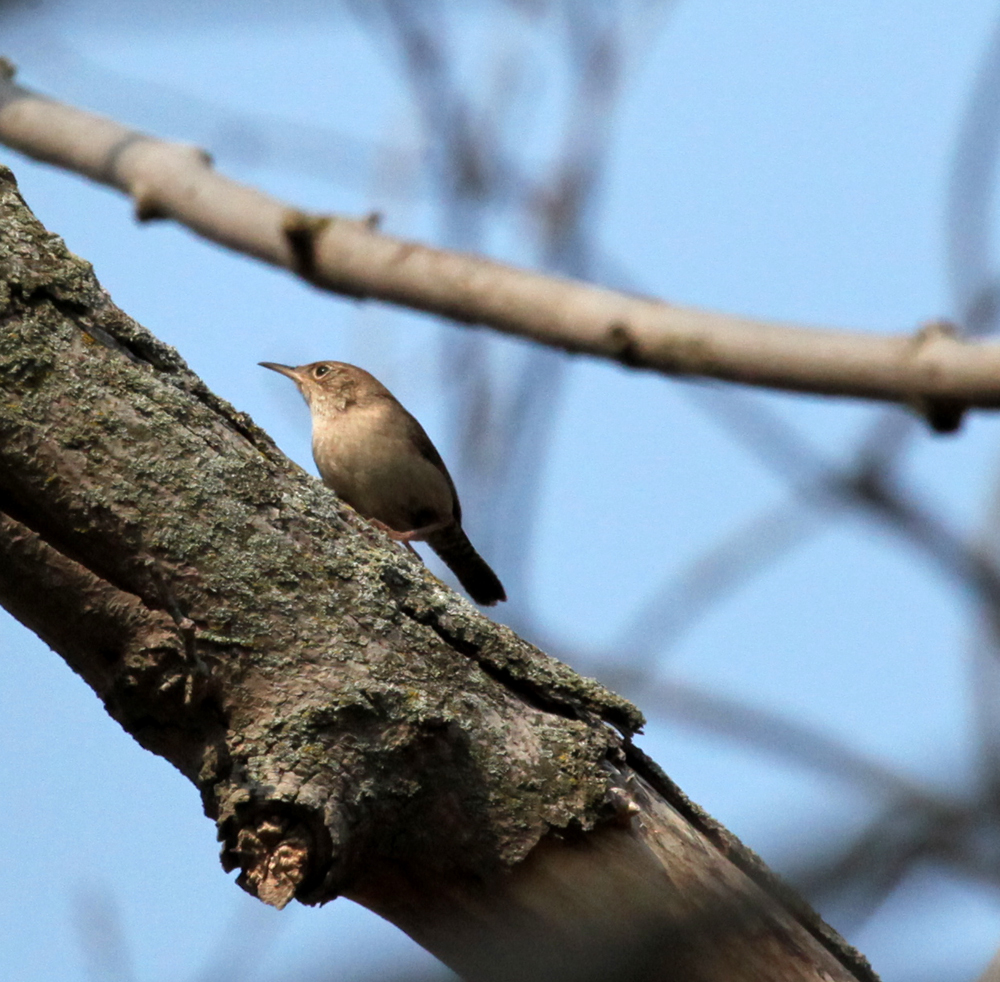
[368,517,452,543]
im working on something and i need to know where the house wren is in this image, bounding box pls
[260,360,506,606]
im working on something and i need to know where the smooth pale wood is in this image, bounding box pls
[0,65,997,416]
[352,770,874,982]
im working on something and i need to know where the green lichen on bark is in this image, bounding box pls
[0,161,642,902]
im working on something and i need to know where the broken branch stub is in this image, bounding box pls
[0,160,636,896]
[0,163,877,981]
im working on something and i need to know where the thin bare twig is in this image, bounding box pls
[353,1,671,614]
[613,497,825,665]
[948,9,1000,337]
[596,673,933,802]
[72,887,136,982]
[680,384,1000,612]
[791,801,958,930]
[0,32,413,192]
[968,450,1000,808]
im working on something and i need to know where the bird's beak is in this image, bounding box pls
[259,362,303,384]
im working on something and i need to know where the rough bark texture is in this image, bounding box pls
[0,163,877,981]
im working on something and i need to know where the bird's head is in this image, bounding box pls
[259,360,370,412]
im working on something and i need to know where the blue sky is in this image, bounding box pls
[4,3,1000,980]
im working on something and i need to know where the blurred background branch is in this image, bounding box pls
[5,1,1000,981]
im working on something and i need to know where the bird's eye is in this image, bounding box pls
[313,365,330,379]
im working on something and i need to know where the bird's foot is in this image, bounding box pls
[369,517,451,543]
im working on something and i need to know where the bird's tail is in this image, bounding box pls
[426,523,506,606]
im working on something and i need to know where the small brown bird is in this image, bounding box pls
[260,360,506,606]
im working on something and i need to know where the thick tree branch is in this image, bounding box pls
[0,165,876,980]
[0,60,991,428]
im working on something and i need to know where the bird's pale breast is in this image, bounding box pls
[312,402,454,531]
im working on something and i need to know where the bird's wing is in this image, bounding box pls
[403,412,463,525]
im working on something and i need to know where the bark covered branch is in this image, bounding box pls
[0,165,876,980]
[0,59,990,431]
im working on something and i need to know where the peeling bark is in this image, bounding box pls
[0,163,876,981]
